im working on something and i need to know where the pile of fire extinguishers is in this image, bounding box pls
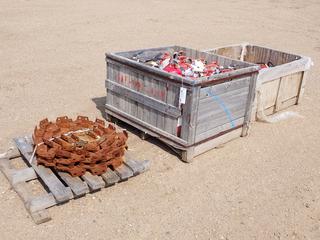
[131,50,238,78]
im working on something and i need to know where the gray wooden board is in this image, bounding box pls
[14,137,74,203]
[81,172,105,191]
[0,157,55,224]
[196,108,246,134]
[124,160,144,176]
[0,158,56,213]
[105,104,189,147]
[198,100,247,123]
[27,192,56,213]
[101,168,120,186]
[114,164,134,181]
[106,80,181,118]
[0,158,37,185]
[197,91,248,118]
[31,210,51,225]
[106,79,181,117]
[58,172,89,196]
[199,86,249,104]
[195,117,245,142]
[199,77,250,99]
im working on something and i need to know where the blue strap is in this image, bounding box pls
[206,88,235,128]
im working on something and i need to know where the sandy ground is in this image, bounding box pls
[0,0,320,239]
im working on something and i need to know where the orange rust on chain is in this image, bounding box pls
[32,116,128,177]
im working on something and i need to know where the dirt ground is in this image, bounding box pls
[0,0,320,239]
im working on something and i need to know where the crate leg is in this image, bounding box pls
[241,123,250,137]
[181,148,194,163]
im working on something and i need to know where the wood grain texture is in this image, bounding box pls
[81,172,105,191]
[203,43,311,121]
[106,46,259,161]
[14,137,74,203]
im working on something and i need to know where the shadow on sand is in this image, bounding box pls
[91,96,181,160]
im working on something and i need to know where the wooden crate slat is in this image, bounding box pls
[81,172,105,191]
[14,137,74,203]
[106,80,181,118]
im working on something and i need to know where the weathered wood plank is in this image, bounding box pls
[194,128,242,157]
[101,168,120,186]
[13,182,55,223]
[296,70,308,104]
[14,137,74,203]
[31,210,51,225]
[124,160,144,176]
[197,108,246,134]
[241,71,258,136]
[106,80,181,118]
[27,192,56,213]
[58,172,89,197]
[114,164,134,181]
[198,90,248,118]
[275,72,302,111]
[181,86,200,143]
[127,159,150,174]
[199,76,250,99]
[81,172,105,191]
[0,158,37,185]
[195,117,245,142]
[105,104,189,147]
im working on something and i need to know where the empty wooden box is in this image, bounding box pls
[204,43,312,121]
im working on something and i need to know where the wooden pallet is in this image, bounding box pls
[0,135,150,224]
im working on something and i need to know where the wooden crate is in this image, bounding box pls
[0,136,150,224]
[105,46,259,162]
[204,43,313,121]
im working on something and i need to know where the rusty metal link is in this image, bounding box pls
[32,116,128,177]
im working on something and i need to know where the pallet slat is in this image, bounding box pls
[14,137,74,203]
[81,172,106,191]
[27,192,56,213]
[114,164,134,181]
[0,158,37,185]
[58,172,89,197]
[101,168,120,186]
